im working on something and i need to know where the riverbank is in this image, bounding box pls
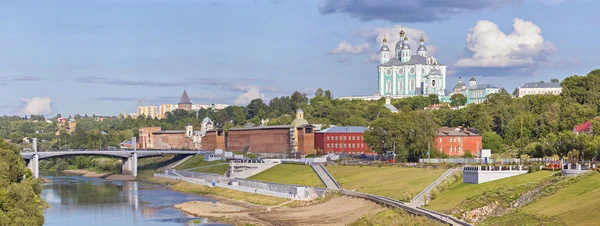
[63,169,135,181]
[150,176,444,226]
[175,195,382,226]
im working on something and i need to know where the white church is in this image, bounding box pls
[339,29,448,100]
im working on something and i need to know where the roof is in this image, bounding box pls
[179,90,192,104]
[229,125,292,131]
[379,55,432,66]
[574,121,592,133]
[469,84,499,89]
[385,103,398,113]
[152,130,186,134]
[519,82,561,89]
[437,127,480,136]
[469,77,476,81]
[380,45,389,52]
[417,45,427,52]
[317,126,368,133]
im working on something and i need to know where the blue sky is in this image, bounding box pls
[0,0,597,116]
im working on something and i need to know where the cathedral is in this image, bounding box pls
[377,29,447,97]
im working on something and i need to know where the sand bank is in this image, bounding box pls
[175,196,382,226]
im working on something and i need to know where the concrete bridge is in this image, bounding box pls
[20,138,207,178]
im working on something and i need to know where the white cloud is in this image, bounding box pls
[329,42,370,54]
[20,97,53,115]
[542,0,570,6]
[234,86,265,105]
[455,18,556,68]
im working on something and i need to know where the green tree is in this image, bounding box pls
[551,78,559,83]
[428,94,440,105]
[482,132,505,153]
[450,93,467,107]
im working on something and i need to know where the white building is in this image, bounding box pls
[338,28,448,101]
[158,104,178,118]
[516,82,562,98]
[137,105,158,118]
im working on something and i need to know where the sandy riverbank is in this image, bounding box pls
[62,170,135,181]
[175,196,382,226]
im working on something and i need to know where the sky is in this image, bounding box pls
[0,0,598,116]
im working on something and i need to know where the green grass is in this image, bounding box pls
[174,155,227,170]
[248,164,324,187]
[516,173,600,226]
[349,209,446,226]
[326,165,447,201]
[426,171,555,213]
[191,164,230,175]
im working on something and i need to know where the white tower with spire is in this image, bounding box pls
[379,35,390,64]
[417,34,428,58]
[400,36,411,63]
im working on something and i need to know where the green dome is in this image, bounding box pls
[291,118,309,128]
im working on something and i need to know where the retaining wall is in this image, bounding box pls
[463,166,527,184]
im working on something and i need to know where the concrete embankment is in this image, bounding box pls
[63,169,135,181]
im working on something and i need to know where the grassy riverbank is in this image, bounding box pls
[350,209,446,226]
[426,171,555,213]
[248,164,324,187]
[326,165,447,201]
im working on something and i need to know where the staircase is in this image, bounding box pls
[310,163,341,190]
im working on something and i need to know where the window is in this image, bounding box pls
[449,138,452,142]
[439,138,442,142]
[449,146,452,152]
[432,80,436,86]
[335,144,338,148]
[327,144,330,148]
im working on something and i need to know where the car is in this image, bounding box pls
[359,154,367,159]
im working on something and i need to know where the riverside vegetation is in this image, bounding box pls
[0,140,47,225]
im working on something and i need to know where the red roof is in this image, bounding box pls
[574,121,592,133]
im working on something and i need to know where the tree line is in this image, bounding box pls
[5,70,600,162]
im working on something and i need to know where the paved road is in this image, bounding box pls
[310,163,341,190]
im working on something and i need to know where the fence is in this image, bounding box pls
[154,172,311,200]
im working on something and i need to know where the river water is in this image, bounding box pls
[41,172,228,226]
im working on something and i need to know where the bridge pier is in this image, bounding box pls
[27,154,39,179]
[121,153,138,177]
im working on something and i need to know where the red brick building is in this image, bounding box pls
[138,124,196,150]
[201,129,226,151]
[226,109,316,158]
[434,127,482,156]
[314,126,369,154]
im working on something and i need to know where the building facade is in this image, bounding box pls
[137,105,158,118]
[516,82,562,98]
[158,104,178,118]
[434,127,482,157]
[226,109,316,158]
[138,124,197,150]
[451,77,502,104]
[314,126,369,154]
[378,30,447,97]
[201,129,226,151]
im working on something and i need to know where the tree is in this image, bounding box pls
[315,88,324,97]
[482,132,505,153]
[324,90,333,100]
[551,78,559,83]
[428,94,440,105]
[512,88,518,96]
[450,94,467,107]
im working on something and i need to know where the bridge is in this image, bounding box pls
[20,138,206,178]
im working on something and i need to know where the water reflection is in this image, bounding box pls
[41,171,228,226]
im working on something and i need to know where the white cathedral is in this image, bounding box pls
[377,29,447,97]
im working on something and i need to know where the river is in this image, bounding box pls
[41,172,228,226]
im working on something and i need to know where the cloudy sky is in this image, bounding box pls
[0,0,596,116]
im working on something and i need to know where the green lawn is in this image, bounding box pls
[516,173,600,225]
[248,164,324,187]
[426,171,555,213]
[174,155,227,170]
[190,164,230,175]
[326,165,447,201]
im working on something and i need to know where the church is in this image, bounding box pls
[377,29,447,97]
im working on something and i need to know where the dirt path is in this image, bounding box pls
[176,196,382,226]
